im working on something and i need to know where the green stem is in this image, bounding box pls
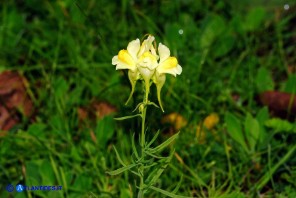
[138,85,148,198]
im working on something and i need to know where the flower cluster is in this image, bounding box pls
[112,35,182,111]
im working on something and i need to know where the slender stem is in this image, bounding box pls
[138,84,149,198]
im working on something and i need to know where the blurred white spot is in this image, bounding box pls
[284,4,289,10]
[178,29,184,35]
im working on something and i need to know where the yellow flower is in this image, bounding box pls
[161,112,187,131]
[112,39,140,71]
[203,113,219,130]
[112,38,141,104]
[195,113,220,144]
[137,36,158,100]
[112,35,182,108]
[112,35,159,102]
[153,43,182,111]
[157,43,182,76]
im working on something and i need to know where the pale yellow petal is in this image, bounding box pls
[176,64,182,75]
[157,57,180,76]
[138,35,155,57]
[138,66,154,82]
[158,43,170,63]
[138,52,158,70]
[112,55,119,65]
[117,50,136,70]
[127,39,140,60]
[115,62,134,70]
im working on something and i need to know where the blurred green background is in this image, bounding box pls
[0,0,296,197]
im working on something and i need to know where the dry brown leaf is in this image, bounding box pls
[92,101,117,119]
[78,100,117,122]
[259,91,296,118]
[0,71,34,131]
[288,65,296,74]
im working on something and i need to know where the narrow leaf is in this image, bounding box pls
[132,133,139,159]
[149,132,179,153]
[106,164,136,176]
[113,146,126,166]
[146,149,174,187]
[114,114,141,121]
[132,103,143,112]
[147,101,160,108]
[145,150,166,159]
[147,130,160,148]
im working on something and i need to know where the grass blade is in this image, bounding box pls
[256,145,296,190]
[149,185,193,198]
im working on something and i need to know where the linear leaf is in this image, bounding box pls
[132,133,139,159]
[114,114,141,121]
[146,150,174,187]
[149,132,179,153]
[106,164,136,176]
[145,150,166,159]
[147,101,160,108]
[113,146,126,166]
[147,130,160,148]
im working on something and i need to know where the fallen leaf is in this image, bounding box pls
[0,71,34,131]
[78,100,117,122]
[77,100,117,143]
[92,101,117,119]
[259,91,296,118]
[288,65,296,74]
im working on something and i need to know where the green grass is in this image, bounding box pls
[1,0,296,197]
